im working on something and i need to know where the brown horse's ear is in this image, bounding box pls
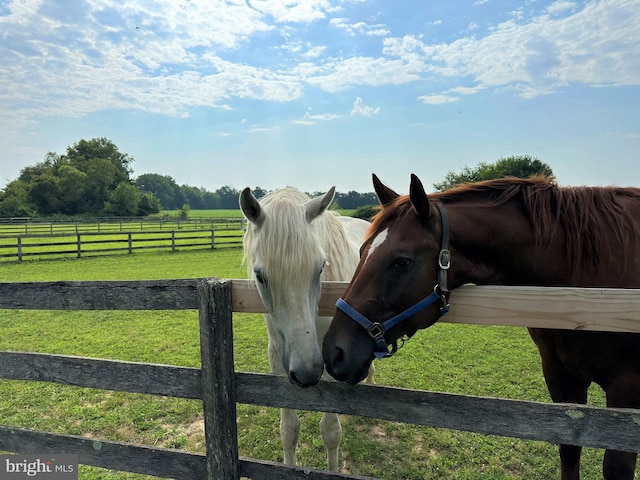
[409,174,431,219]
[239,187,265,227]
[372,174,400,205]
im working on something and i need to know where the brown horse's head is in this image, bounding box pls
[323,173,451,384]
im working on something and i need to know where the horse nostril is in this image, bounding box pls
[288,369,319,388]
[289,370,300,386]
[334,346,345,364]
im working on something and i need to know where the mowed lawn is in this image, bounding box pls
[0,248,612,479]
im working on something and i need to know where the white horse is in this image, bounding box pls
[240,186,373,471]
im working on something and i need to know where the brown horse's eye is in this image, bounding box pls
[391,257,412,270]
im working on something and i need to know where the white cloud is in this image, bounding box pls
[384,0,640,97]
[417,94,460,105]
[447,85,484,95]
[304,45,326,58]
[329,18,390,37]
[1,0,638,135]
[307,56,422,92]
[244,0,330,23]
[291,111,340,125]
[350,97,380,117]
[546,1,579,16]
[247,125,278,133]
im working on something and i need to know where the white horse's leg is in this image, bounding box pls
[364,362,375,384]
[280,407,301,466]
[266,328,300,465]
[319,412,342,471]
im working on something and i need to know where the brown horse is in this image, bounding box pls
[322,173,640,480]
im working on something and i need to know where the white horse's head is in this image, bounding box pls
[240,187,337,387]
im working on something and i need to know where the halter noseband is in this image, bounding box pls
[335,203,451,359]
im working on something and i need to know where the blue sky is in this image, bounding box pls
[1,0,638,194]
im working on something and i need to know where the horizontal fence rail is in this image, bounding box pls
[0,217,246,235]
[0,279,639,479]
[1,351,639,454]
[3,280,639,333]
[0,229,244,261]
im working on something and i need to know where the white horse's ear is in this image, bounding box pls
[305,186,335,223]
[373,174,399,205]
[240,187,264,226]
[409,173,431,220]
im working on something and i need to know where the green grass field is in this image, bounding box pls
[0,249,613,479]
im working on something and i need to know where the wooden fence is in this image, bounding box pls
[0,229,244,261]
[0,279,639,479]
[0,217,245,235]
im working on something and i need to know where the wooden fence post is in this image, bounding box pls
[198,278,239,480]
[77,234,82,258]
[210,230,215,249]
[17,236,22,262]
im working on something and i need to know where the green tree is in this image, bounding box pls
[0,180,34,217]
[28,172,62,215]
[215,185,241,209]
[179,204,191,219]
[180,185,205,209]
[102,182,141,216]
[433,155,554,191]
[138,192,162,216]
[202,190,220,209]
[64,138,133,186]
[136,173,182,209]
[352,205,378,221]
[83,159,119,212]
[57,164,88,215]
[11,138,137,216]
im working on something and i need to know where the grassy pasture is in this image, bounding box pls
[0,249,613,479]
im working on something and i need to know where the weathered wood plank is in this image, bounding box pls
[0,425,206,478]
[0,280,199,310]
[235,372,640,453]
[232,280,640,332]
[0,351,201,399]
[2,348,640,454]
[238,457,378,479]
[198,278,240,480]
[316,281,640,332]
[0,425,375,480]
[2,280,639,333]
[446,285,640,332]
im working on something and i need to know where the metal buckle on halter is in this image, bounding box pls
[367,322,385,340]
[434,285,450,315]
[438,249,451,270]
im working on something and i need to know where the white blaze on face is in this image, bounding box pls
[364,228,388,265]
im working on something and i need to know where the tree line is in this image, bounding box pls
[0,137,553,218]
[0,138,381,218]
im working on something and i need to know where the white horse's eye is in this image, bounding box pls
[254,268,266,285]
[319,260,329,276]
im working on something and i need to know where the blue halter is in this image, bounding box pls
[335,203,451,359]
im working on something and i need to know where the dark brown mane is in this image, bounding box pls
[368,176,640,272]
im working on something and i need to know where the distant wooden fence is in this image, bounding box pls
[0,217,245,235]
[1,279,639,479]
[0,229,244,261]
